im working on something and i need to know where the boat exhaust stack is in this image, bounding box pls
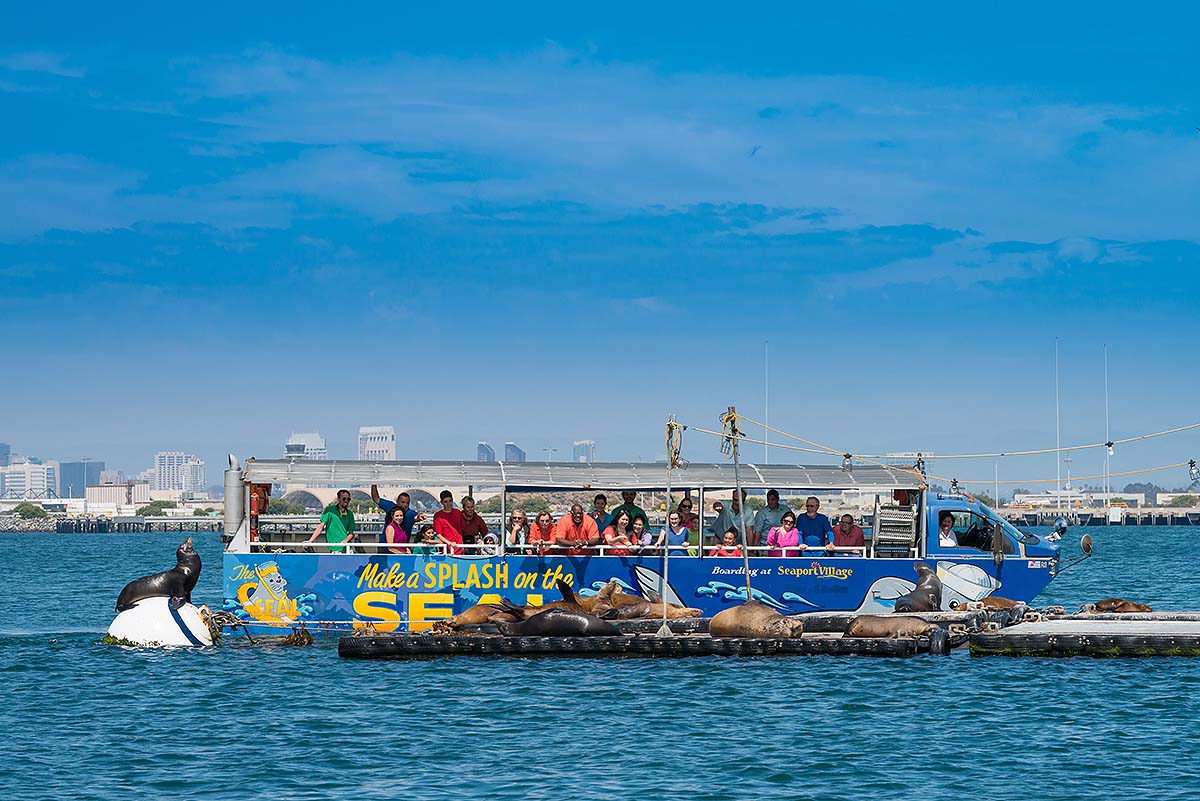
[223,454,245,541]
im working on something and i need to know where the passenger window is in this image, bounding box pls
[951,512,1015,554]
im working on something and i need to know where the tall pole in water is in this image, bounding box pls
[764,341,769,465]
[1055,338,1062,515]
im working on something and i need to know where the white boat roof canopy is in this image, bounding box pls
[241,459,920,493]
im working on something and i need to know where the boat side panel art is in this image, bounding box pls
[223,553,1055,632]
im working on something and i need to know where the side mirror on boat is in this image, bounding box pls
[991,522,1004,567]
[1080,533,1093,557]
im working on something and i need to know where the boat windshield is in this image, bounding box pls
[980,508,1040,545]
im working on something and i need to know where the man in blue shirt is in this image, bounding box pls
[371,485,425,544]
[796,496,834,550]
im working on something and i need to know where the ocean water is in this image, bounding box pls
[2,527,1198,801]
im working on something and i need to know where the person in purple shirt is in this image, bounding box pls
[796,496,834,551]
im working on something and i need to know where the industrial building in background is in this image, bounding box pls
[572,440,596,463]
[358,426,397,461]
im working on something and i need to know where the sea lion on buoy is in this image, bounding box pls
[709,600,805,638]
[115,536,201,611]
[1090,598,1154,613]
[445,603,521,629]
[892,562,942,613]
[497,607,622,636]
[845,615,937,639]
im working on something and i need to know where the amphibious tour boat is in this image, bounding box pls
[219,457,1062,635]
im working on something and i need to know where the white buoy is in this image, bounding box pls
[107,597,213,647]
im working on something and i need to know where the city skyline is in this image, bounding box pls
[1,5,1198,492]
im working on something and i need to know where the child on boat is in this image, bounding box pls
[707,528,743,557]
[410,525,440,554]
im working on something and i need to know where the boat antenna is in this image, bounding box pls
[764,340,769,465]
[722,406,753,603]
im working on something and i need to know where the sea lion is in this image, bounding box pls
[845,615,937,639]
[591,581,702,619]
[115,536,201,611]
[495,579,587,620]
[1091,598,1154,613]
[445,603,521,629]
[951,596,1020,610]
[497,608,622,636]
[892,562,942,613]
[709,600,805,638]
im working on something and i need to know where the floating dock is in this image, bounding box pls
[339,630,956,659]
[970,619,1200,657]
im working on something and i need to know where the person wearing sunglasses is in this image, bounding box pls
[796,496,834,552]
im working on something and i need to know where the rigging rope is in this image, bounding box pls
[738,415,1200,461]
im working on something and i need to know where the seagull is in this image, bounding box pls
[749,145,761,157]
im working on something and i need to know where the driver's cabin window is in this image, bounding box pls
[941,511,1015,554]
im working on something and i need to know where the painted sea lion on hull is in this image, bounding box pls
[115,536,201,611]
[709,600,805,638]
[497,608,622,636]
[845,615,937,639]
[892,562,942,613]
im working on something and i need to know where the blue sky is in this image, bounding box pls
[2,3,1198,490]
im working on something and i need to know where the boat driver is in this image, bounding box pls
[938,511,959,548]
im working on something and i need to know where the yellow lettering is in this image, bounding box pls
[358,563,378,589]
[423,563,438,588]
[526,594,544,606]
[436,563,452,588]
[494,563,509,588]
[465,564,481,590]
[409,592,454,632]
[406,572,420,589]
[353,591,401,632]
[478,593,503,605]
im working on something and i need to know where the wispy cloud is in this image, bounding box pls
[0,51,84,78]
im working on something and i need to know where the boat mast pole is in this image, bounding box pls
[764,341,769,465]
[727,406,753,601]
[1104,344,1111,510]
[658,414,675,636]
[1055,338,1062,515]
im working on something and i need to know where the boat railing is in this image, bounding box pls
[248,539,866,557]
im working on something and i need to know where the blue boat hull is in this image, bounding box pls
[222,550,1055,634]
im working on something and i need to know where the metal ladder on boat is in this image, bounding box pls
[869,500,919,558]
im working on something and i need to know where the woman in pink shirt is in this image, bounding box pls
[603,510,636,556]
[766,512,801,557]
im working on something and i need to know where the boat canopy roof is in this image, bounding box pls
[242,459,920,493]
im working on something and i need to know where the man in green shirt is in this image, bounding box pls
[304,489,356,553]
[609,490,648,528]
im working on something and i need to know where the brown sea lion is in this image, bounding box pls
[893,562,942,613]
[445,603,521,629]
[1092,598,1154,613]
[709,600,805,638]
[950,596,1020,610]
[845,615,937,639]
[589,581,702,619]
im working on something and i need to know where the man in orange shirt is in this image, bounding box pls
[555,503,599,556]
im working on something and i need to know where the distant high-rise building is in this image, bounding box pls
[477,442,496,462]
[99,469,123,485]
[504,442,526,463]
[182,456,207,494]
[284,432,328,461]
[358,426,397,461]
[58,460,106,498]
[572,440,596,464]
[0,442,10,467]
[153,451,199,491]
[0,461,58,499]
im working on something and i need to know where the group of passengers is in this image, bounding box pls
[306,484,866,557]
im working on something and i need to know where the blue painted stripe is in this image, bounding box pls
[168,602,205,646]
